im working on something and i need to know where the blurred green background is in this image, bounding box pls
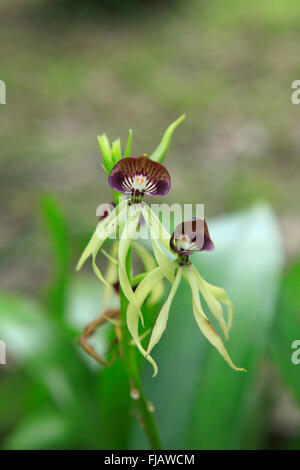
[0,0,300,450]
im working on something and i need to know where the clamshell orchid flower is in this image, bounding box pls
[76,155,175,325]
[131,218,245,376]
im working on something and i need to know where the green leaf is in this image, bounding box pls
[41,196,70,317]
[150,114,185,163]
[268,258,300,407]
[0,293,103,448]
[3,410,72,450]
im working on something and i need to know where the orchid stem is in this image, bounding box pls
[119,263,162,450]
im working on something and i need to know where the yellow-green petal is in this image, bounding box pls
[185,267,245,372]
[127,267,165,376]
[141,203,171,251]
[191,265,229,341]
[202,278,234,331]
[147,267,182,356]
[141,205,175,282]
[119,205,144,324]
[76,199,128,271]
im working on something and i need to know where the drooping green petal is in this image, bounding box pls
[201,278,234,331]
[150,114,185,163]
[76,229,99,272]
[130,328,151,345]
[141,205,175,283]
[102,242,118,309]
[191,265,229,341]
[92,214,125,288]
[151,237,175,283]
[141,203,171,252]
[132,241,156,271]
[101,248,118,265]
[185,267,246,372]
[124,129,133,158]
[127,267,165,377]
[147,267,182,356]
[119,205,144,324]
[76,199,128,271]
[132,241,164,305]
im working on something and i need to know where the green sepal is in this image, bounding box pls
[185,266,245,372]
[147,267,182,361]
[191,265,229,341]
[119,205,144,325]
[127,267,165,377]
[150,114,185,163]
[124,129,133,158]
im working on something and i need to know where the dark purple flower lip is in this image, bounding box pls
[170,218,215,255]
[108,155,171,199]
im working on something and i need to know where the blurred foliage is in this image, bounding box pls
[1,0,300,451]
[1,198,299,449]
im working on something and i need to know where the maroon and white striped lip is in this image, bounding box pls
[170,218,215,255]
[108,155,171,198]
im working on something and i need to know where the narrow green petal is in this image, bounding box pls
[102,242,118,309]
[151,237,175,283]
[119,206,144,324]
[202,278,235,331]
[98,133,112,172]
[191,265,229,341]
[141,205,175,282]
[101,163,109,176]
[127,267,165,377]
[142,204,171,251]
[124,129,133,158]
[132,241,156,271]
[92,216,123,288]
[76,199,128,271]
[76,229,99,272]
[101,248,118,265]
[147,267,182,355]
[111,138,122,165]
[150,114,185,163]
[185,267,246,372]
[132,241,164,305]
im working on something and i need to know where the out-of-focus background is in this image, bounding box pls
[0,0,300,450]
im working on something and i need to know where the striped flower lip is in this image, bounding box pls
[170,218,215,255]
[108,155,171,201]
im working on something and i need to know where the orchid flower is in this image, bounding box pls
[130,218,245,376]
[76,154,175,327]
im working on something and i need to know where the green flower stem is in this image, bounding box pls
[119,265,162,450]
